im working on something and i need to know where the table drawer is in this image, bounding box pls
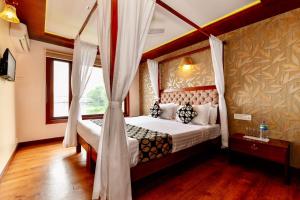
[230,138,288,164]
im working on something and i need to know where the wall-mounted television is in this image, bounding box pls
[0,48,16,81]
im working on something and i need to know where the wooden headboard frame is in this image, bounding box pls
[159,85,220,124]
[160,85,216,94]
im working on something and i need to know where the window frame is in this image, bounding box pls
[46,57,129,124]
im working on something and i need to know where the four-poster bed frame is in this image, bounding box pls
[73,0,222,185]
[76,85,221,181]
[78,0,210,38]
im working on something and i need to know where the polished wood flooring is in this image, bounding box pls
[0,141,299,200]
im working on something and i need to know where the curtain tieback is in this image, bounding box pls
[72,96,80,101]
[109,101,121,109]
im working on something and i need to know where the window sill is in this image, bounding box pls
[46,113,129,124]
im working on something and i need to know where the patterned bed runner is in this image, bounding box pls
[91,119,173,164]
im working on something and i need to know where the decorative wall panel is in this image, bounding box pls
[223,8,300,167]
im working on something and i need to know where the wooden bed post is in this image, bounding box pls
[76,133,81,153]
[86,145,91,171]
[87,145,95,172]
[76,144,81,153]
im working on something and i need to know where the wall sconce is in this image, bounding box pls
[179,57,193,71]
[0,1,20,24]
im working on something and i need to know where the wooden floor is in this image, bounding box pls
[0,142,299,200]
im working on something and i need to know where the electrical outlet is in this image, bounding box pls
[234,113,252,121]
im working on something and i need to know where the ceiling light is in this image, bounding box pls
[0,3,20,23]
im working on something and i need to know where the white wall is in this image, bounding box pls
[15,40,72,142]
[0,20,17,175]
[16,40,140,142]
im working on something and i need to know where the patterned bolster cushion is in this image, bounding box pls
[91,119,173,164]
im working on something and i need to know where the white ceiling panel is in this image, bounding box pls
[45,0,260,52]
[143,5,195,52]
[162,0,260,27]
[45,0,96,39]
[79,4,196,51]
[80,11,98,45]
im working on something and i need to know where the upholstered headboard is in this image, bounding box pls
[160,85,218,106]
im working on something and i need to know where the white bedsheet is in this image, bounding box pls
[77,116,220,167]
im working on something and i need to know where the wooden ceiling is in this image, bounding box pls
[15,0,300,60]
[16,0,74,48]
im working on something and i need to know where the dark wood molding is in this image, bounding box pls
[141,0,300,61]
[16,0,74,48]
[142,29,208,62]
[18,137,64,148]
[16,0,300,60]
[156,0,209,38]
[156,0,199,30]
[159,45,211,64]
[0,144,18,182]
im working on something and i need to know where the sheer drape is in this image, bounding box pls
[63,38,97,148]
[209,35,229,147]
[93,0,156,199]
[147,59,159,100]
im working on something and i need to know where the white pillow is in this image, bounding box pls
[159,103,177,120]
[209,105,218,125]
[191,104,210,125]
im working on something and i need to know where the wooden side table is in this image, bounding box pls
[229,133,290,183]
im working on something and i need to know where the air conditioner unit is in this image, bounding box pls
[9,23,30,53]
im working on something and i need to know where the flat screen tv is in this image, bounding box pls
[0,48,16,81]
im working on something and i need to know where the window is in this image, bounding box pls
[53,60,70,117]
[46,57,129,124]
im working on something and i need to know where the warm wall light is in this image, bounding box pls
[0,2,20,23]
[179,57,193,71]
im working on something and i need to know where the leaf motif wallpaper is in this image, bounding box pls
[140,8,300,167]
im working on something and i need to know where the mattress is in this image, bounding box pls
[77,119,140,166]
[77,116,220,166]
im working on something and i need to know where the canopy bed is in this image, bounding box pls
[62,0,229,199]
[76,85,221,181]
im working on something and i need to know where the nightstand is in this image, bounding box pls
[229,133,290,183]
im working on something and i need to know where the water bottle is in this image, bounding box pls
[259,121,268,139]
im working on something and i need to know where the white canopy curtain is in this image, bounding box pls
[63,38,97,148]
[93,0,156,199]
[209,35,229,147]
[147,59,159,100]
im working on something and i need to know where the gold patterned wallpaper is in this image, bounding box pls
[140,8,300,167]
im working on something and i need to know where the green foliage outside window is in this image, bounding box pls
[85,86,108,114]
